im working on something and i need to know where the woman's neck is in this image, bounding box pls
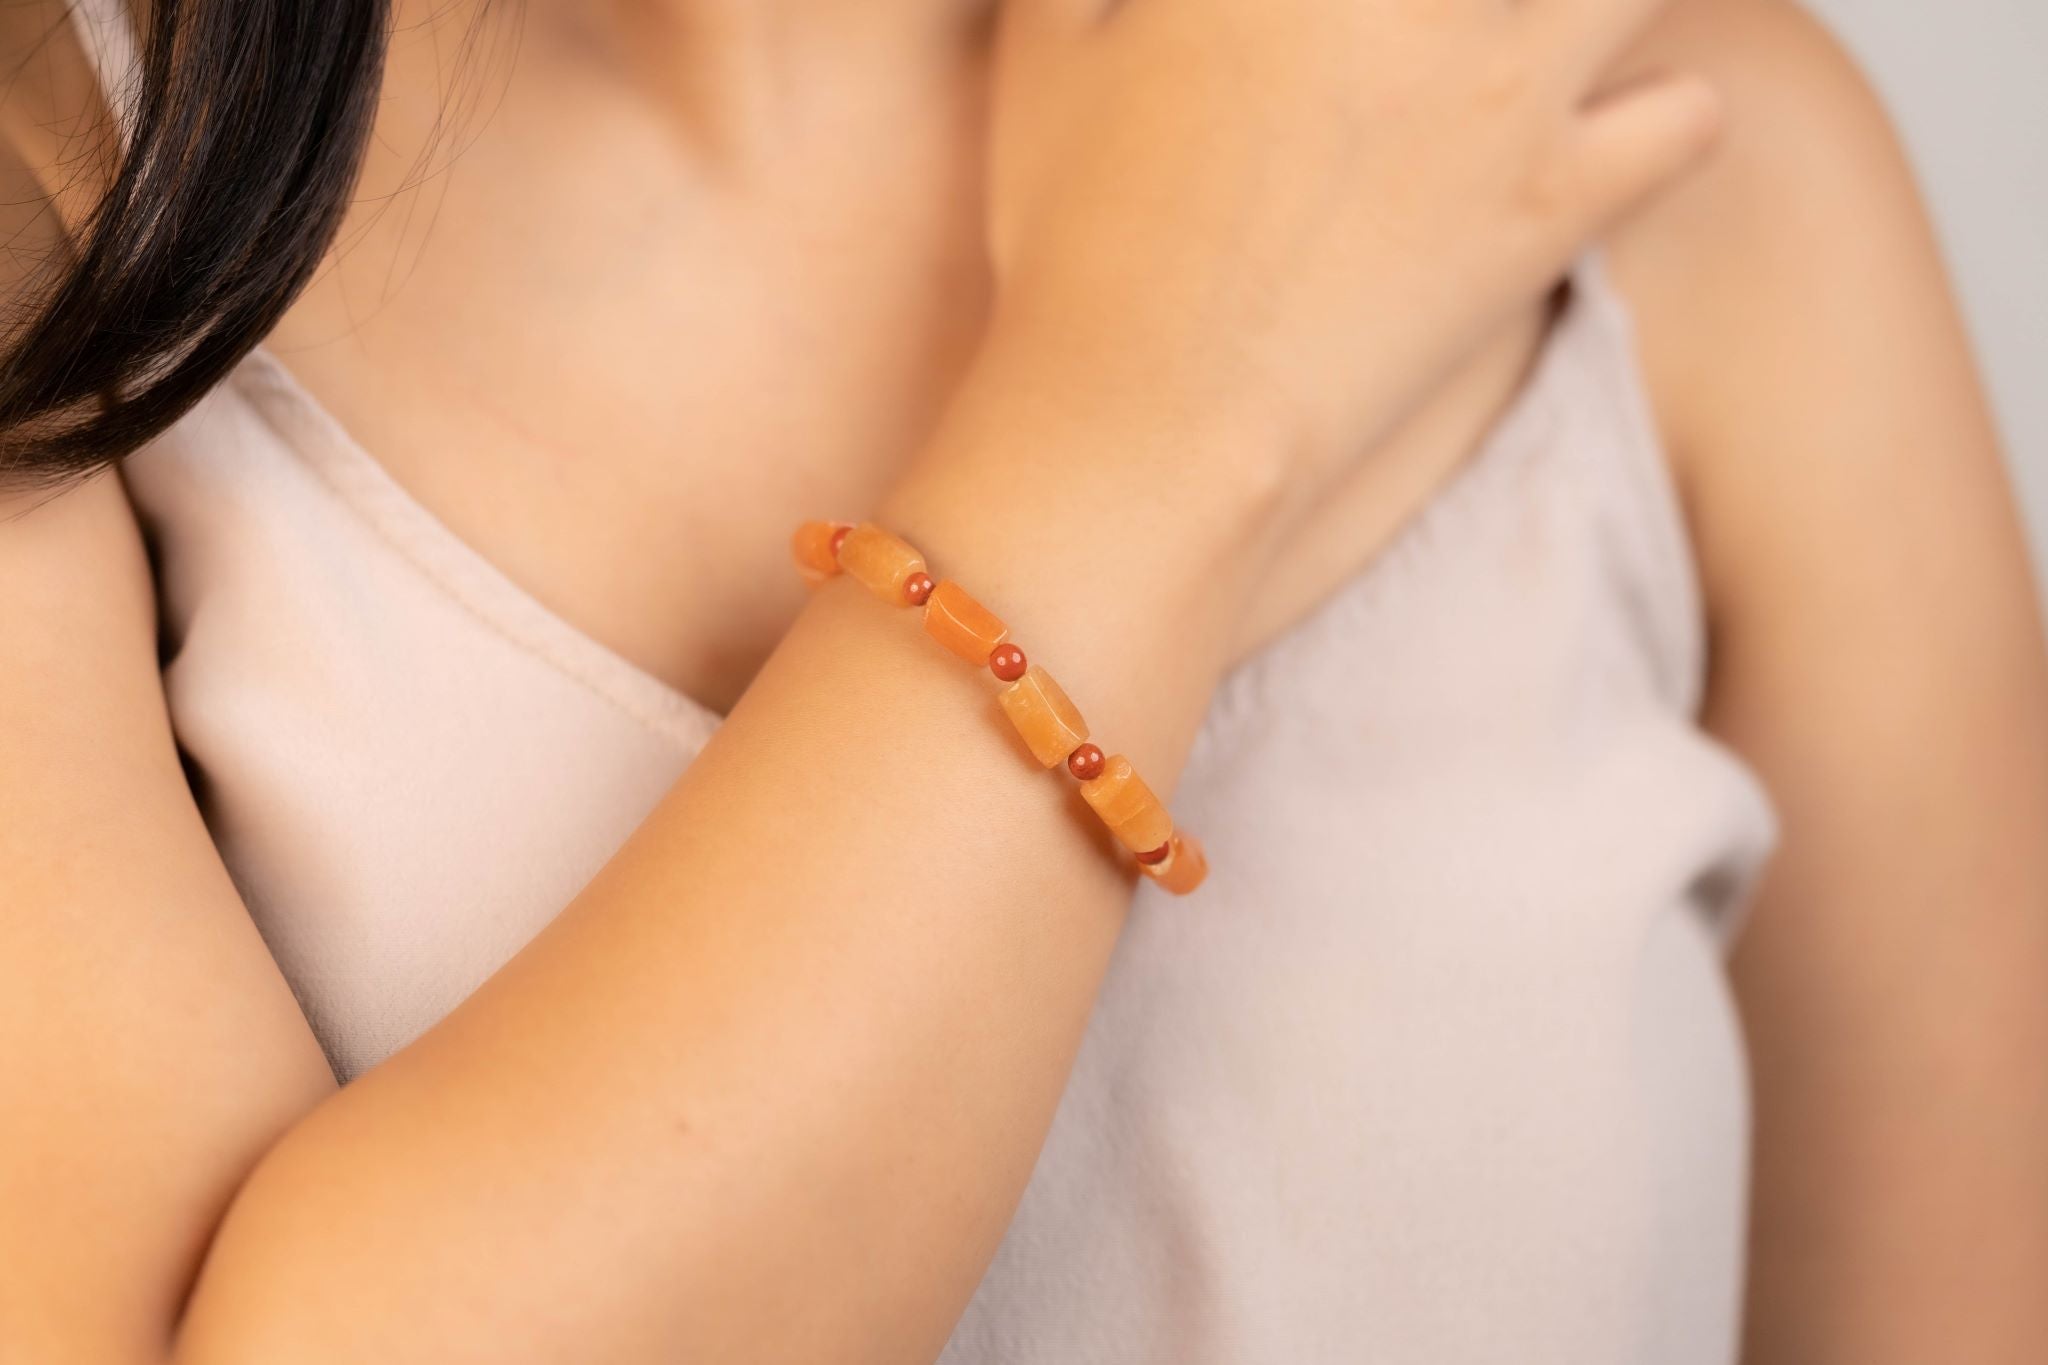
[393,0,994,169]
[505,0,998,73]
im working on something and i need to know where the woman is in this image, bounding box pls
[1,0,2042,1360]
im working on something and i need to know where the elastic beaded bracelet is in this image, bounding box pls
[791,519,1208,896]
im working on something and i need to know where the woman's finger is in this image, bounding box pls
[1552,69,1724,237]
[1530,0,1678,83]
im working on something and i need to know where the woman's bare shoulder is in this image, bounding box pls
[0,472,153,621]
[1606,0,1942,475]
[0,472,167,780]
[1602,0,2024,628]
[1603,0,1972,481]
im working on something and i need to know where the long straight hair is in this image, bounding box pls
[0,0,392,486]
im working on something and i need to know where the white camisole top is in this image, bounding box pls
[77,2,1779,1360]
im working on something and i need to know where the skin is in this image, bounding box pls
[0,1,2041,1362]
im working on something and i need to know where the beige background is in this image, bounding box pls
[1805,0,2048,590]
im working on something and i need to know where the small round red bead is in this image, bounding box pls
[1135,841,1173,867]
[828,524,851,559]
[1067,743,1106,782]
[989,643,1028,683]
[903,572,935,606]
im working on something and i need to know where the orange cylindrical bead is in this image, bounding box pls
[838,523,927,605]
[998,664,1089,767]
[791,520,850,584]
[923,580,1008,666]
[1138,833,1208,895]
[1079,754,1175,855]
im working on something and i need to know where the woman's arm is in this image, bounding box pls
[1612,3,2048,1359]
[171,372,1278,1365]
[0,370,1258,1365]
[2,0,1722,1360]
[0,474,342,1363]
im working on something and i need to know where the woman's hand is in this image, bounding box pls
[981,0,1722,511]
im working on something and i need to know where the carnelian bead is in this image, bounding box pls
[838,523,927,605]
[1138,833,1208,895]
[1079,754,1175,855]
[1067,743,1106,782]
[903,572,935,606]
[1135,840,1172,866]
[988,643,1028,683]
[829,525,851,557]
[923,580,1010,667]
[998,664,1090,767]
[790,520,849,584]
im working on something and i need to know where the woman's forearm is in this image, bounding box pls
[170,361,1286,1365]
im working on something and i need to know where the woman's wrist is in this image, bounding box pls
[887,318,1295,580]
[874,328,1296,700]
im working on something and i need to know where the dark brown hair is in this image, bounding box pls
[0,0,391,485]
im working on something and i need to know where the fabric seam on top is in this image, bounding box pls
[1569,258,1712,717]
[224,353,719,750]
[1565,265,1782,939]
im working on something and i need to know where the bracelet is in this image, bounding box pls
[791,520,1208,896]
